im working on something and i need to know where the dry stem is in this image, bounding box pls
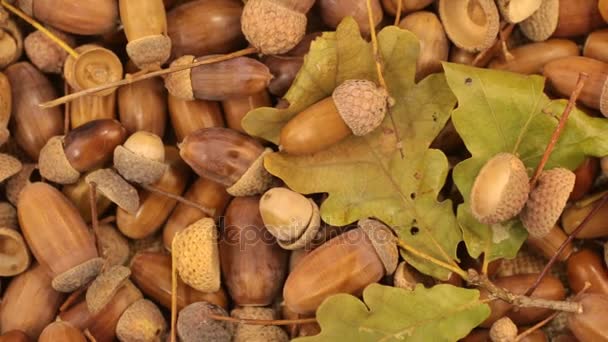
[140,183,215,217]
[514,311,558,341]
[472,23,514,67]
[394,0,403,25]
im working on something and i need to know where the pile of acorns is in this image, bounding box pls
[0,0,607,341]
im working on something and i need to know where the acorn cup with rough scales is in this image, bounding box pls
[519,0,559,41]
[179,127,274,196]
[38,119,127,184]
[0,153,22,183]
[280,79,389,155]
[118,68,167,137]
[231,307,289,342]
[177,301,234,342]
[259,187,321,250]
[0,18,22,69]
[86,266,132,315]
[164,55,272,101]
[169,95,224,142]
[496,0,542,23]
[0,227,30,277]
[116,299,167,342]
[119,0,171,70]
[63,44,123,97]
[284,219,398,314]
[17,182,103,292]
[85,168,141,214]
[114,131,167,184]
[470,153,530,225]
[438,0,500,52]
[489,317,517,342]
[173,218,221,293]
[520,168,575,238]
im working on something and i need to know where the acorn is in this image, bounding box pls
[116,299,167,342]
[117,146,189,239]
[0,263,64,339]
[552,0,605,38]
[179,127,274,196]
[97,224,130,267]
[489,39,579,75]
[526,225,573,261]
[570,157,599,201]
[562,195,608,238]
[63,44,123,96]
[0,330,31,342]
[567,248,608,295]
[38,322,86,342]
[222,90,271,133]
[241,0,308,54]
[519,0,559,41]
[24,28,75,74]
[0,19,23,69]
[438,0,500,52]
[163,176,231,250]
[259,187,321,250]
[284,219,398,314]
[119,0,171,70]
[130,251,229,310]
[169,95,224,142]
[231,307,289,342]
[18,182,103,292]
[15,0,118,35]
[567,293,608,342]
[164,55,272,101]
[167,0,245,58]
[470,153,530,225]
[85,168,141,214]
[0,71,10,145]
[221,196,289,306]
[393,261,428,290]
[0,202,17,229]
[584,29,608,63]
[5,164,36,206]
[118,73,167,137]
[489,317,517,342]
[38,119,127,184]
[70,89,117,129]
[86,266,132,315]
[262,55,303,97]
[114,131,167,184]
[5,62,63,160]
[63,173,113,223]
[520,168,575,238]
[319,0,382,36]
[173,218,221,293]
[177,301,234,342]
[381,0,434,16]
[0,153,21,182]
[0,227,30,277]
[280,79,389,155]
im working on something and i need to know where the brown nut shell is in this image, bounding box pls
[0,227,30,276]
[69,91,117,130]
[116,299,167,342]
[169,96,224,142]
[118,75,167,137]
[0,153,22,182]
[97,224,130,267]
[86,265,132,315]
[489,39,580,75]
[85,168,140,214]
[28,0,118,35]
[37,136,80,184]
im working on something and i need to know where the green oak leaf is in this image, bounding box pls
[259,20,459,279]
[444,63,608,261]
[294,283,490,342]
[242,17,376,144]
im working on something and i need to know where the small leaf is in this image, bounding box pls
[294,283,490,342]
[444,63,608,261]
[257,20,459,279]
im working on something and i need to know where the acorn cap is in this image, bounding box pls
[51,257,104,292]
[332,79,388,136]
[38,136,80,184]
[496,0,542,23]
[164,55,195,100]
[231,307,289,342]
[359,218,398,274]
[393,261,418,291]
[278,199,321,250]
[24,28,74,74]
[86,265,131,315]
[241,0,307,55]
[126,34,172,70]
[600,77,608,118]
[5,163,36,206]
[0,152,21,182]
[116,299,167,342]
[97,224,130,267]
[520,168,575,238]
[177,301,234,342]
[519,0,559,42]
[439,0,500,52]
[260,187,314,241]
[114,145,167,184]
[489,317,517,342]
[64,45,123,96]
[0,227,30,276]
[470,153,530,225]
[85,169,140,214]
[227,148,275,196]
[0,202,17,229]
[174,218,221,293]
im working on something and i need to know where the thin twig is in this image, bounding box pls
[394,0,403,25]
[84,329,97,342]
[515,311,559,342]
[40,47,258,108]
[524,191,608,296]
[529,73,589,187]
[472,23,514,67]
[396,239,469,279]
[205,314,318,326]
[140,183,215,217]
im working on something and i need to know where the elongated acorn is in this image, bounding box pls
[114,131,167,184]
[177,301,234,342]
[567,293,608,341]
[520,168,575,237]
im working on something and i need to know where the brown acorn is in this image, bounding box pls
[0,330,32,342]
[168,95,224,142]
[0,263,64,339]
[63,44,123,96]
[18,182,103,292]
[0,227,30,276]
[16,0,118,35]
[567,293,608,341]
[552,0,605,38]
[222,90,272,133]
[0,153,22,182]
[177,301,234,342]
[179,127,274,196]
[113,131,167,184]
[164,55,272,101]
[0,71,10,145]
[585,29,608,64]
[163,176,231,250]
[69,90,117,130]
[319,0,382,36]
[562,193,608,238]
[381,0,434,16]
[262,55,303,97]
[220,196,289,306]
[130,251,229,310]
[526,225,573,261]
[5,62,63,160]
[97,224,130,267]
[38,322,86,342]
[24,27,75,74]
[284,219,398,314]
[496,0,542,23]
[118,72,168,137]
[489,39,580,75]
[117,146,189,239]
[116,299,167,342]
[567,248,608,295]
[63,173,113,223]
[119,0,171,69]
[0,19,23,69]
[439,0,500,52]
[38,119,127,184]
[570,157,598,201]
